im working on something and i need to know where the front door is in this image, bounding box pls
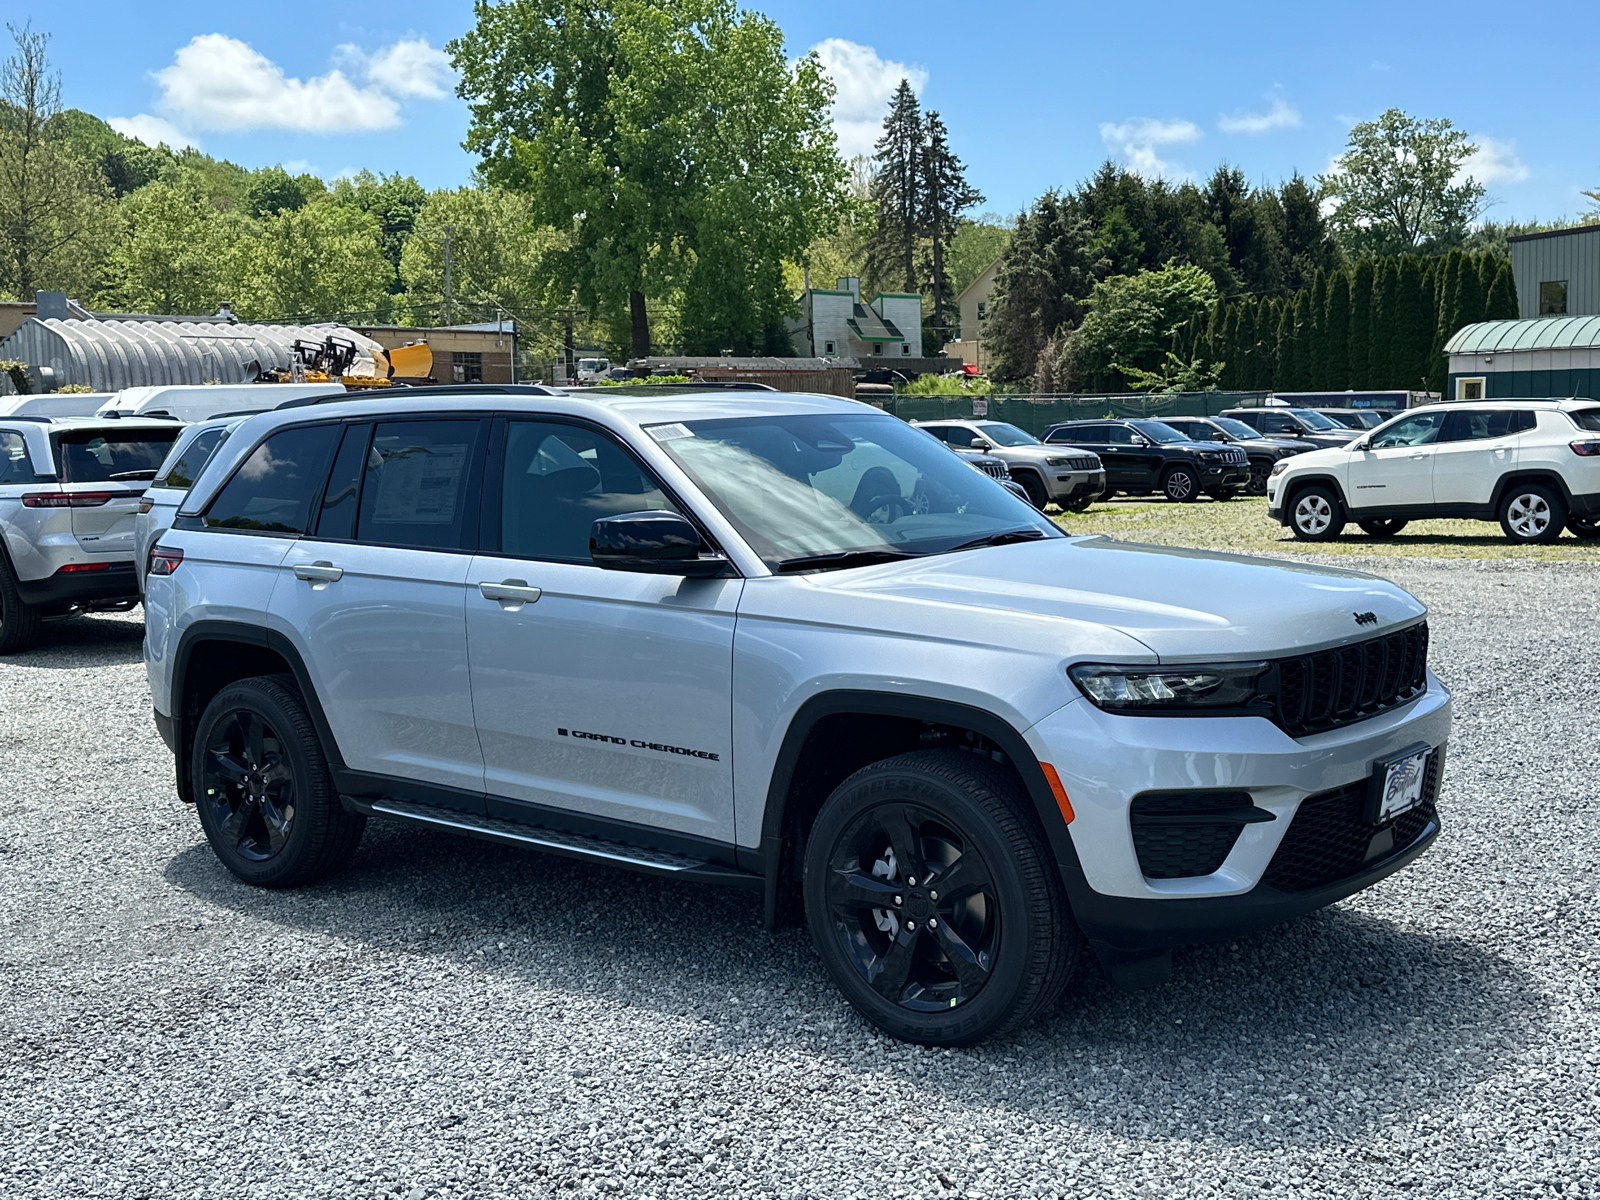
[1344,410,1446,511]
[465,419,741,844]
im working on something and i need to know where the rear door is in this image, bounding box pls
[55,426,180,557]
[1432,409,1531,507]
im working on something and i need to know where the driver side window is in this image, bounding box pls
[1369,412,1447,450]
[500,421,679,562]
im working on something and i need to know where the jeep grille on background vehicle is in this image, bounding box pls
[1272,622,1429,737]
[976,460,1009,479]
[1261,753,1441,891]
[1060,455,1100,471]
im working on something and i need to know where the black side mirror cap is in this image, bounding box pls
[590,511,729,577]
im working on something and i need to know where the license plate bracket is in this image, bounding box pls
[1367,742,1434,825]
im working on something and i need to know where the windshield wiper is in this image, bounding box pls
[109,469,159,481]
[774,548,915,574]
[944,528,1050,553]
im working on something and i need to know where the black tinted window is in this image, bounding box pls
[57,429,178,482]
[1568,410,1600,433]
[1056,425,1105,443]
[314,423,370,541]
[204,424,339,535]
[356,420,482,550]
[1104,425,1135,445]
[0,430,31,484]
[1440,409,1531,442]
[1260,413,1296,434]
[158,428,226,490]
[500,421,678,562]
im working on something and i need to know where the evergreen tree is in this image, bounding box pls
[1394,255,1432,392]
[1454,251,1486,331]
[863,80,923,295]
[983,191,1105,382]
[1290,290,1313,392]
[1250,298,1275,389]
[1370,259,1398,387]
[1275,298,1295,390]
[1324,269,1351,389]
[1308,268,1329,383]
[1280,173,1342,292]
[1485,260,1518,320]
[1476,252,1498,307]
[918,111,983,346]
[1349,260,1376,389]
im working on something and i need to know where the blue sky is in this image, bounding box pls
[22,0,1600,223]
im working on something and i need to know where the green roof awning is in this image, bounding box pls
[1446,316,1600,355]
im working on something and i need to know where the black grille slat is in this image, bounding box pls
[1270,622,1429,738]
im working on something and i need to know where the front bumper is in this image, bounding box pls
[1047,470,1106,502]
[1200,463,1250,489]
[1024,674,1451,956]
[15,562,141,607]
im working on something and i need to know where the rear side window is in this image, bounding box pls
[0,430,31,484]
[156,427,227,491]
[1440,409,1536,442]
[355,419,482,550]
[56,429,179,482]
[202,424,340,535]
[1568,409,1600,433]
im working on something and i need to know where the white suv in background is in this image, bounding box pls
[1268,399,1600,544]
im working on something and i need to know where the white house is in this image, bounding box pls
[788,277,922,360]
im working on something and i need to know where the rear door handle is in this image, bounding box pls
[479,579,542,607]
[293,561,343,583]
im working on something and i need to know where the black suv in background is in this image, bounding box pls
[1312,408,1389,431]
[1041,418,1250,502]
[1156,415,1315,496]
[1219,407,1360,449]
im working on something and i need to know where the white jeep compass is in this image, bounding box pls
[143,387,1451,1044]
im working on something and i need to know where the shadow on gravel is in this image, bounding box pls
[165,818,1543,1150]
[8,613,145,667]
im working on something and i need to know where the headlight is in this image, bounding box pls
[1047,456,1082,467]
[1068,662,1269,712]
[1270,460,1291,477]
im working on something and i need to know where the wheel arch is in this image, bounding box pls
[171,620,345,803]
[1489,469,1573,512]
[1280,472,1349,512]
[757,690,1085,930]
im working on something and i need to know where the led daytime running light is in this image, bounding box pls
[1069,662,1269,711]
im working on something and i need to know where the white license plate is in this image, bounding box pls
[1372,746,1432,824]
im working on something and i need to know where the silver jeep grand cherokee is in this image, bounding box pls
[144,387,1450,1045]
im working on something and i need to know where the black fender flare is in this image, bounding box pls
[1278,473,1350,519]
[1489,470,1574,512]
[756,690,1089,927]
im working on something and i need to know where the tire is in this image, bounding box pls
[1015,472,1049,511]
[1498,482,1566,544]
[1567,516,1600,540]
[1161,466,1199,502]
[1288,485,1346,541]
[802,749,1078,1046]
[191,674,365,888]
[1206,489,1238,502]
[1064,494,1095,513]
[1099,486,1118,502]
[1245,462,1271,497]
[1357,518,1409,538]
[0,553,43,655]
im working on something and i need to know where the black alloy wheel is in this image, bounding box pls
[1162,466,1199,502]
[1064,494,1096,513]
[1245,462,1271,497]
[803,750,1077,1045]
[1358,518,1409,538]
[0,554,42,655]
[1016,472,1049,511]
[192,675,365,887]
[1567,515,1600,540]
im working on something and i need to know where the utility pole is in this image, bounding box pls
[804,265,815,357]
[443,225,454,326]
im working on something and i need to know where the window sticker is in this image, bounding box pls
[647,423,694,442]
[371,442,467,524]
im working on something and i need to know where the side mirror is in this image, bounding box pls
[969,438,987,450]
[1130,436,1150,447]
[590,511,728,577]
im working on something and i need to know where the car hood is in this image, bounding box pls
[798,536,1425,661]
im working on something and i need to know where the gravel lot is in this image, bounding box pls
[4,556,1599,1200]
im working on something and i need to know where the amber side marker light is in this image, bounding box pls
[1040,763,1075,824]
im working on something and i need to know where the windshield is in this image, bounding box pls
[974,422,1039,447]
[1289,408,1343,430]
[649,413,1059,568]
[1210,417,1259,440]
[1129,420,1188,443]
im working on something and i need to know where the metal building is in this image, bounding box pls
[1445,316,1600,399]
[0,316,384,394]
[1509,225,1600,319]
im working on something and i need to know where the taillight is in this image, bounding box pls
[148,546,184,577]
[56,562,111,574]
[138,497,155,513]
[22,491,116,508]
[1569,441,1600,457]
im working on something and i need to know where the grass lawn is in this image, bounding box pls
[1051,495,1600,561]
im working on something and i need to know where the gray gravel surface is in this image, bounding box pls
[3,557,1599,1200]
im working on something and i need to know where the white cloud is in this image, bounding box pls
[106,114,199,150]
[150,33,453,134]
[1218,97,1300,135]
[1099,117,1201,180]
[807,38,928,159]
[1467,136,1530,184]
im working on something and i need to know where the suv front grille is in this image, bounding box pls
[1059,455,1100,472]
[1272,622,1428,737]
[1261,751,1442,892]
[977,460,1009,479]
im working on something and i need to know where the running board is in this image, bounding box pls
[361,798,761,889]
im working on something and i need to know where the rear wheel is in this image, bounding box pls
[1358,518,1409,538]
[1288,485,1346,541]
[1161,466,1199,502]
[192,675,365,888]
[1498,483,1566,544]
[0,555,42,655]
[802,749,1077,1046]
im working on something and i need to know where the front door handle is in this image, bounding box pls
[293,561,343,584]
[478,579,542,608]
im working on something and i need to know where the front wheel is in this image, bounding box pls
[1206,488,1239,502]
[1015,472,1049,511]
[1288,485,1346,541]
[802,750,1077,1046]
[1499,483,1566,544]
[1358,518,1409,538]
[192,675,365,888]
[1161,466,1199,502]
[1245,462,1271,497]
[1064,494,1096,513]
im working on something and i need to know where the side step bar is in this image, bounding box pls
[358,797,762,890]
